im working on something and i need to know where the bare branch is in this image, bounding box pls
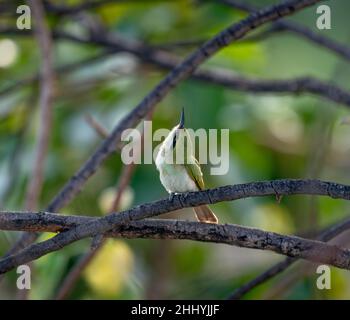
[55,116,136,300]
[4,29,350,108]
[8,1,56,292]
[54,162,136,300]
[219,0,350,62]
[24,0,55,210]
[55,111,152,299]
[0,178,350,274]
[57,30,350,109]
[0,49,114,99]
[1,211,350,272]
[84,114,110,138]
[227,215,350,299]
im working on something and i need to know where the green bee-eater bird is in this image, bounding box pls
[155,109,218,224]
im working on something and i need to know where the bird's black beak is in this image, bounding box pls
[178,108,185,129]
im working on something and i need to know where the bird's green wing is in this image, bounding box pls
[184,157,205,190]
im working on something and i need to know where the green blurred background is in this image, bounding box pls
[1,0,350,299]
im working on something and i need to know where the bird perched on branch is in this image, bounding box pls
[155,108,218,224]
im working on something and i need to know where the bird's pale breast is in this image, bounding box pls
[158,163,198,193]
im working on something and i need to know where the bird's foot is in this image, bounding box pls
[168,192,176,202]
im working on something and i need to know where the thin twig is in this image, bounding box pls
[227,215,350,299]
[84,114,110,138]
[55,112,153,299]
[24,0,55,210]
[55,116,135,299]
[0,49,114,99]
[263,230,350,299]
[54,163,136,300]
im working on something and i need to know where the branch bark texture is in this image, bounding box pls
[0,178,350,274]
[1,212,350,271]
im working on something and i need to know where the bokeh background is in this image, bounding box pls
[1,0,350,299]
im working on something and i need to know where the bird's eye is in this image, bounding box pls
[172,133,177,149]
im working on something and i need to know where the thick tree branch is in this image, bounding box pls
[0,178,350,274]
[1,212,350,272]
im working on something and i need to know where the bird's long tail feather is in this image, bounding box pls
[193,205,218,224]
